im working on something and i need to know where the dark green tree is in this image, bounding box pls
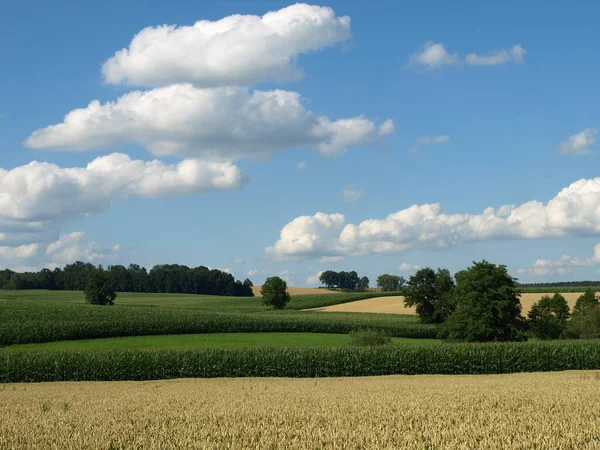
[376,274,405,292]
[572,288,599,317]
[404,268,455,323]
[439,260,525,342]
[358,276,370,291]
[84,266,117,305]
[528,293,570,339]
[261,276,290,309]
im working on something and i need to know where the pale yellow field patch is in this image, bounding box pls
[2,371,600,449]
[307,295,414,314]
[307,292,585,315]
[252,286,340,297]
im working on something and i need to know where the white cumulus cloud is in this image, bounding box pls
[558,128,597,156]
[409,42,458,68]
[0,153,245,246]
[266,176,600,260]
[25,85,393,160]
[0,231,120,271]
[102,4,351,88]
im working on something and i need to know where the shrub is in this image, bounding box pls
[349,330,391,347]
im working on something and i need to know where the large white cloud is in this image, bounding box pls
[0,153,245,246]
[102,4,351,88]
[266,176,600,260]
[25,85,393,159]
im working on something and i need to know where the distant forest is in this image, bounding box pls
[517,281,600,288]
[0,262,254,297]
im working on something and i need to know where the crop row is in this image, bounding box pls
[0,300,434,345]
[3,340,600,382]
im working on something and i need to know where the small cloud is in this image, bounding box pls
[558,128,597,156]
[411,134,449,154]
[247,269,259,277]
[399,262,421,271]
[318,256,343,263]
[408,42,459,68]
[297,162,307,170]
[233,258,244,264]
[465,44,527,65]
[341,184,365,202]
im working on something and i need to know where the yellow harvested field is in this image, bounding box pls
[308,292,584,315]
[2,371,600,449]
[252,286,339,297]
[308,295,414,314]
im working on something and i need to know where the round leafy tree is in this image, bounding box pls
[84,266,117,305]
[439,260,525,342]
[261,276,291,309]
[528,293,570,339]
[572,288,599,317]
[404,268,455,324]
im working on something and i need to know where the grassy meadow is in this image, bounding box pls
[2,371,600,449]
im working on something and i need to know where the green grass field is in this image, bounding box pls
[0,289,395,311]
[0,290,437,346]
[1,333,441,351]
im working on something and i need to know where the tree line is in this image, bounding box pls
[517,281,600,288]
[318,270,370,291]
[0,262,254,297]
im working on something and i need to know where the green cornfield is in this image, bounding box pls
[0,299,435,346]
[3,340,600,382]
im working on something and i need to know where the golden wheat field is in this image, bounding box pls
[2,371,600,449]
[309,293,583,315]
[252,286,339,297]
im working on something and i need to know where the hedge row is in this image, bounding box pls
[3,340,600,382]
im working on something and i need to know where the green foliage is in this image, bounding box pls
[528,293,570,339]
[440,261,525,342]
[565,306,600,340]
[349,330,392,346]
[84,267,117,306]
[3,340,600,382]
[572,288,599,317]
[519,286,600,294]
[404,268,455,324]
[0,299,438,346]
[261,277,291,309]
[318,270,368,291]
[376,274,405,292]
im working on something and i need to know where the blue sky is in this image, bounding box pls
[1,1,600,286]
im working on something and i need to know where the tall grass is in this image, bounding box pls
[3,340,600,382]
